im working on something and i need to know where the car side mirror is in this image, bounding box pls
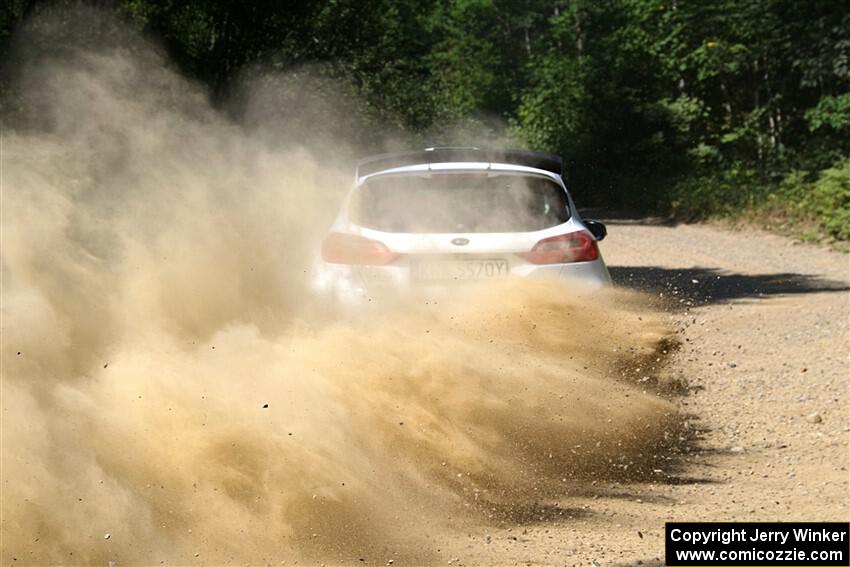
[584,219,607,241]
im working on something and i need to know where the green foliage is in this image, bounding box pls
[808,159,850,239]
[514,54,587,155]
[2,0,849,240]
[664,157,850,242]
[806,91,850,132]
[0,0,32,56]
[667,166,765,219]
[763,161,850,241]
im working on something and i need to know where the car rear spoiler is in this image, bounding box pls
[356,147,563,179]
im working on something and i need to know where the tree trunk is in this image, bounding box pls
[574,6,584,57]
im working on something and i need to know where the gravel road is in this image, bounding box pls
[449,220,849,566]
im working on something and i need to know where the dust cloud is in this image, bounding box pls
[1,8,682,566]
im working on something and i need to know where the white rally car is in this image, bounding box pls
[313,147,611,303]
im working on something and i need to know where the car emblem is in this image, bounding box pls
[451,237,470,246]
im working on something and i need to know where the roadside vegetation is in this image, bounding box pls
[2,0,848,242]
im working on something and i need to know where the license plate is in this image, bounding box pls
[411,258,509,282]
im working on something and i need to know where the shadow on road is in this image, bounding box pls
[609,266,849,306]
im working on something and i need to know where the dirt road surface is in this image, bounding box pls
[446,220,849,566]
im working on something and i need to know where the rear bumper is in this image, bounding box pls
[311,258,611,305]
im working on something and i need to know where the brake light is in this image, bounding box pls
[321,232,399,265]
[520,231,599,264]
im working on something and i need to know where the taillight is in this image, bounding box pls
[519,230,599,264]
[321,232,399,265]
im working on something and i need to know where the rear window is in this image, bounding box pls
[351,173,569,233]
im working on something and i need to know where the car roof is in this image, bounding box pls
[356,147,563,180]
